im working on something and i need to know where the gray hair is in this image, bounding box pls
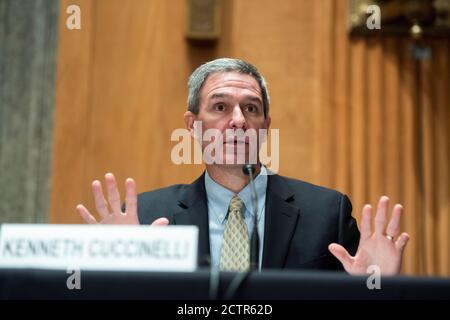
[187,58,270,117]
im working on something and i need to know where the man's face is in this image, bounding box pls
[185,71,271,165]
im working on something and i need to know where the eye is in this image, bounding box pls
[213,104,226,112]
[244,104,258,113]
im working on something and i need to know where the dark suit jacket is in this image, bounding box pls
[137,173,360,271]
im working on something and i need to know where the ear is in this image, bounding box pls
[184,111,196,138]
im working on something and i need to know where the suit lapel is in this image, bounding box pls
[171,173,301,269]
[173,174,211,267]
[262,175,300,269]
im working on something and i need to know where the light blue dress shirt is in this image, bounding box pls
[205,166,268,270]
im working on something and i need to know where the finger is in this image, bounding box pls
[386,204,403,239]
[151,217,170,226]
[105,173,122,214]
[328,243,353,269]
[395,232,410,252]
[374,196,389,235]
[76,204,98,224]
[125,178,138,216]
[92,180,110,218]
[360,204,372,239]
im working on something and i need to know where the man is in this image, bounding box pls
[76,58,409,275]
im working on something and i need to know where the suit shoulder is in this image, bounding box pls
[278,175,346,198]
[137,183,187,202]
[273,175,351,211]
[136,184,189,224]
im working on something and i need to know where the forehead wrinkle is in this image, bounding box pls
[206,82,260,95]
[206,88,262,103]
[209,92,261,102]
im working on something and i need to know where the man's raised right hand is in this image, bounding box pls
[76,173,169,226]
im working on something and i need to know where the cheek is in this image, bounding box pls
[201,119,228,133]
[247,119,267,130]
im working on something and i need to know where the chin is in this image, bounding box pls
[223,152,257,166]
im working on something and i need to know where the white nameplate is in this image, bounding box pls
[0,224,198,272]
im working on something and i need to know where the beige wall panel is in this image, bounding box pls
[434,40,450,275]
[333,0,351,195]
[51,0,94,223]
[399,38,421,275]
[366,39,383,206]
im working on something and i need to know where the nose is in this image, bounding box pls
[230,105,247,129]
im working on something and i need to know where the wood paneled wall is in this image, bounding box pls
[315,1,450,276]
[52,0,450,275]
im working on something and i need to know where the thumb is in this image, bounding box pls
[328,243,353,269]
[151,217,170,226]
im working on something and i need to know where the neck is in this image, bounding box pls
[206,164,261,193]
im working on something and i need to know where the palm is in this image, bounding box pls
[329,196,410,276]
[97,209,140,225]
[76,173,168,226]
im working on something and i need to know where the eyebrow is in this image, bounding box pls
[209,93,262,104]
